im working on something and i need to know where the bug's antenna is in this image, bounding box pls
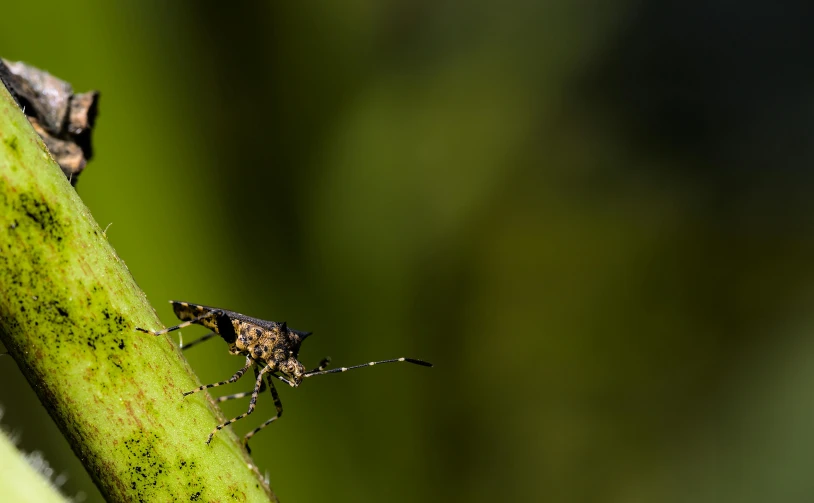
[303,357,432,378]
[306,357,331,373]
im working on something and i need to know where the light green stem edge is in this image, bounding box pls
[0,426,70,503]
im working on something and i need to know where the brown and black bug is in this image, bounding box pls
[136,301,432,450]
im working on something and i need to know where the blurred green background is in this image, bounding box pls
[4,1,814,502]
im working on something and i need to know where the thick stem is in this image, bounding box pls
[0,83,277,502]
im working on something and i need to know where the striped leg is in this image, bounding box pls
[306,357,331,373]
[183,356,253,397]
[215,389,257,402]
[181,331,219,351]
[269,373,295,387]
[303,357,433,378]
[216,365,265,402]
[207,363,273,445]
[242,374,283,454]
[135,310,222,336]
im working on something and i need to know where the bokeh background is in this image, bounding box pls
[3,1,814,502]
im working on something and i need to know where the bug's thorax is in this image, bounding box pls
[230,320,306,385]
[230,320,297,362]
[231,320,278,359]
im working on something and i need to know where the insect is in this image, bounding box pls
[136,301,432,451]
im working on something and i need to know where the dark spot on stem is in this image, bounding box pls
[4,136,19,156]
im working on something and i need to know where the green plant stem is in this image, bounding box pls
[0,83,277,502]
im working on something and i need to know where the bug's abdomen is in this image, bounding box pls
[170,301,238,344]
[171,301,208,321]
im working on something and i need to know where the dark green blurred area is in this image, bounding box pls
[4,1,814,502]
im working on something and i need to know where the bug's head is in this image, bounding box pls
[280,358,305,387]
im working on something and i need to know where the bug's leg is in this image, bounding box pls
[216,365,266,402]
[269,373,295,387]
[306,357,331,373]
[184,356,253,397]
[215,390,256,402]
[303,357,433,378]
[243,373,283,454]
[207,363,272,445]
[135,310,221,336]
[181,331,219,351]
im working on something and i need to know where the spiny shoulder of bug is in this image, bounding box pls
[231,318,311,387]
